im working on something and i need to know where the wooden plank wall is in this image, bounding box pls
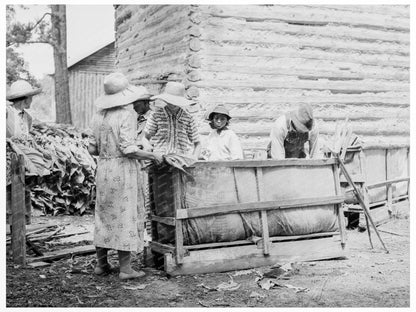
[69,71,107,129]
[69,43,115,129]
[115,5,410,153]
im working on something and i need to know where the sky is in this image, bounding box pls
[11,5,115,78]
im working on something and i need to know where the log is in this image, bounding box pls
[27,245,96,263]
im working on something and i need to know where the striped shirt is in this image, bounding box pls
[144,106,200,156]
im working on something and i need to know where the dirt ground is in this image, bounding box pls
[6,201,410,308]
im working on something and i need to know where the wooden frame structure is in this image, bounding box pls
[342,146,410,225]
[148,158,347,276]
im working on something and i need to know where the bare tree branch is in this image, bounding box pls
[31,12,51,31]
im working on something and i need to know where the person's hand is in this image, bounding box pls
[142,140,153,152]
[153,153,164,165]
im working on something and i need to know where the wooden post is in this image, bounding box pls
[386,184,393,216]
[363,186,373,248]
[11,154,27,265]
[173,170,184,264]
[255,168,270,255]
[338,157,389,253]
[332,163,346,249]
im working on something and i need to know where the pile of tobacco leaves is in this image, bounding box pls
[6,123,97,216]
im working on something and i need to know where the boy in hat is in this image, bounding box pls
[6,80,42,138]
[268,103,319,159]
[201,104,243,160]
[144,81,201,158]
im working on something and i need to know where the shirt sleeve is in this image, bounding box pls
[308,125,319,158]
[119,108,141,155]
[228,131,244,160]
[187,114,200,143]
[144,110,158,138]
[270,116,287,159]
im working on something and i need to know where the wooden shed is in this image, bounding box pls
[68,41,115,129]
[114,5,409,153]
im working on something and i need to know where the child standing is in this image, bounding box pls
[201,104,243,161]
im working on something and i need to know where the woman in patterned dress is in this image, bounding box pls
[89,73,163,280]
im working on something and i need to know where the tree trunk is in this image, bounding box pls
[51,5,72,124]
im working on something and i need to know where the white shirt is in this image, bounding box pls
[204,129,244,161]
[6,103,32,138]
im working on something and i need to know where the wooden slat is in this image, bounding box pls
[150,215,176,226]
[173,171,184,264]
[176,195,345,220]
[255,167,270,255]
[366,177,410,189]
[11,154,26,266]
[149,241,176,254]
[191,158,338,168]
[184,232,339,250]
[166,236,346,276]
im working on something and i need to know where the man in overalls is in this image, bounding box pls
[268,103,319,159]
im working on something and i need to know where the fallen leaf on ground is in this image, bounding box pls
[233,269,255,276]
[280,263,294,272]
[198,300,210,307]
[263,267,287,278]
[216,280,241,291]
[122,284,147,290]
[249,291,267,299]
[258,278,276,290]
[257,277,309,293]
[196,283,214,291]
[280,283,309,293]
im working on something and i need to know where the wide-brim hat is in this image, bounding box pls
[290,103,314,133]
[95,72,152,110]
[207,104,231,120]
[151,81,196,107]
[7,80,42,100]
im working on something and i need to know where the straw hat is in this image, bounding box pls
[151,82,196,107]
[95,72,152,110]
[207,104,231,120]
[7,80,42,101]
[290,103,314,133]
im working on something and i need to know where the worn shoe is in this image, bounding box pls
[119,269,146,280]
[94,264,113,275]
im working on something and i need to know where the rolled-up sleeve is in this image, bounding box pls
[270,116,287,160]
[119,110,141,155]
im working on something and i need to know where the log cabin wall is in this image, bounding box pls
[115,5,410,154]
